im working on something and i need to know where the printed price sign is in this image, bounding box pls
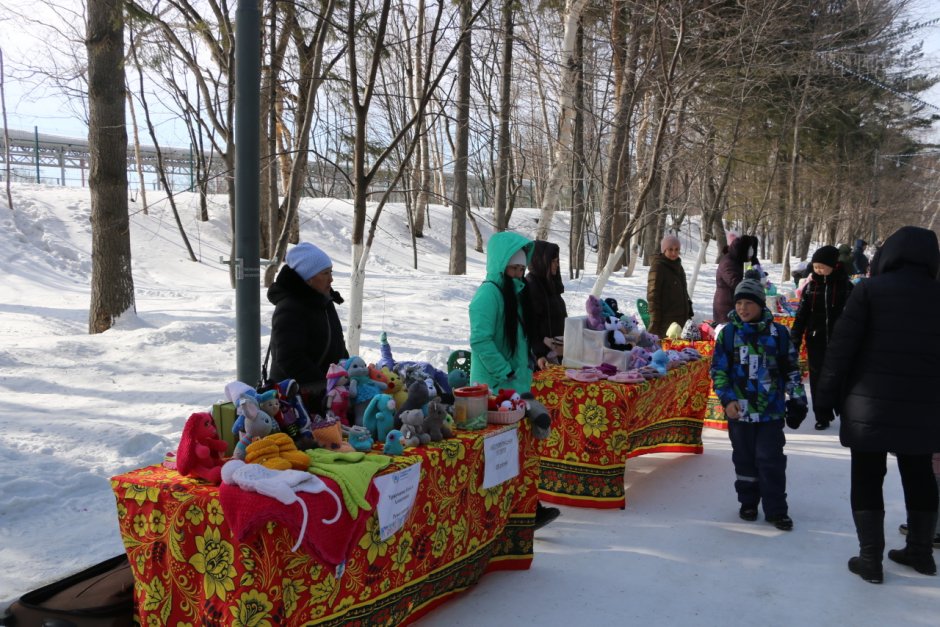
[482,427,519,489]
[374,461,422,540]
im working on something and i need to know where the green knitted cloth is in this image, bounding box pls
[305,449,392,518]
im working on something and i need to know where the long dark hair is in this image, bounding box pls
[501,274,533,355]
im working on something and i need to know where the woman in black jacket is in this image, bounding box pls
[789,245,853,430]
[647,234,693,337]
[817,226,940,584]
[712,235,753,323]
[525,240,567,369]
[267,242,349,412]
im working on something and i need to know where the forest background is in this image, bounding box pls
[1,0,940,344]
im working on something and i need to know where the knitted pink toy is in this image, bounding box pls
[586,295,606,330]
[176,412,228,484]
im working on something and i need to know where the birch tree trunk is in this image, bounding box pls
[534,0,589,241]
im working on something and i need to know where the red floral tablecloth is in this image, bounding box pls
[531,358,711,509]
[111,423,538,626]
[664,315,808,431]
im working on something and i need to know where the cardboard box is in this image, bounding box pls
[211,401,238,456]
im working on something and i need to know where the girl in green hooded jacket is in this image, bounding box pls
[469,230,560,529]
[469,231,535,393]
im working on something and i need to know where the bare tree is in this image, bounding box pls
[87,0,135,333]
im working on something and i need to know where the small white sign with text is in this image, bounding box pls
[482,427,519,489]
[374,461,422,540]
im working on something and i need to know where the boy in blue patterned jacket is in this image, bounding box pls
[711,279,808,531]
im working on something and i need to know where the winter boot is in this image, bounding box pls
[888,511,938,575]
[848,510,885,584]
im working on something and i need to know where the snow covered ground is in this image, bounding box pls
[0,183,937,624]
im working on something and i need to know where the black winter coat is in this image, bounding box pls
[525,241,568,359]
[789,267,853,350]
[816,226,940,454]
[712,237,751,323]
[267,265,348,395]
[647,253,692,337]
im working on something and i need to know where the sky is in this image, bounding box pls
[1,183,939,624]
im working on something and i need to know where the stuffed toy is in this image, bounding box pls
[393,362,452,399]
[488,389,523,412]
[368,365,391,390]
[629,346,651,369]
[177,412,228,484]
[400,424,423,448]
[381,366,408,409]
[310,412,355,453]
[244,432,311,471]
[448,369,469,392]
[343,425,374,452]
[396,378,435,422]
[424,401,454,441]
[666,322,683,340]
[605,316,635,351]
[383,429,405,456]
[344,356,387,424]
[698,322,716,341]
[636,330,660,350]
[585,295,606,331]
[604,297,622,317]
[651,349,670,374]
[233,394,278,461]
[376,331,396,370]
[325,363,352,425]
[398,408,430,445]
[272,379,317,450]
[520,392,552,440]
[362,393,396,442]
[680,319,701,341]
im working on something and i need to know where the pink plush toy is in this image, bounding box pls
[586,295,606,330]
[176,412,228,484]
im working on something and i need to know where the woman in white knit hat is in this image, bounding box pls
[267,242,349,413]
[646,233,693,337]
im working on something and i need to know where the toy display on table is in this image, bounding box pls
[176,412,228,484]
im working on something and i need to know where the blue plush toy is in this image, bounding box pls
[651,349,670,375]
[344,425,374,452]
[383,429,404,456]
[362,393,396,442]
[344,356,387,423]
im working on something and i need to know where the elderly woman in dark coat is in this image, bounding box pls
[816,226,940,584]
[267,242,349,412]
[525,240,568,369]
[647,234,693,337]
[712,235,753,323]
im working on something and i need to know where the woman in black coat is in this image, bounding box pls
[712,235,753,323]
[789,245,853,431]
[816,226,940,584]
[267,242,349,412]
[525,240,567,369]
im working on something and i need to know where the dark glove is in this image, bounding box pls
[785,398,808,429]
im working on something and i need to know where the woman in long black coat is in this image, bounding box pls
[816,226,940,584]
[525,240,568,369]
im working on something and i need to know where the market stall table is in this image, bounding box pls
[531,358,711,509]
[111,422,539,626]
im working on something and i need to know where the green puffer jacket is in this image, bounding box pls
[469,232,534,394]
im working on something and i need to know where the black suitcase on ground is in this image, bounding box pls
[1,554,135,626]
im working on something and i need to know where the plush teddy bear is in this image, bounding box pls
[605,316,634,351]
[362,393,396,442]
[400,423,423,448]
[398,408,430,445]
[176,412,228,484]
